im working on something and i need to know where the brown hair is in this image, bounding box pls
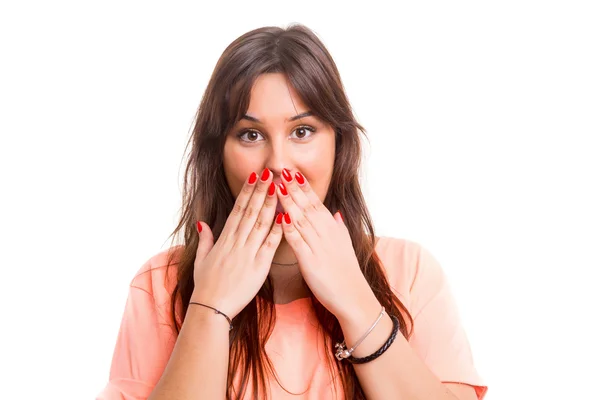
[163,24,413,399]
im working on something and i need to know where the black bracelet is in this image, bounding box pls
[344,314,400,364]
[189,302,233,331]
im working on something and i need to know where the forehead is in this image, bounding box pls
[244,73,309,120]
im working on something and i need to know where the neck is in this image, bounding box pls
[269,238,311,304]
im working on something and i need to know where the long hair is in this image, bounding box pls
[163,24,414,399]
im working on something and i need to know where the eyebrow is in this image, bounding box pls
[241,111,314,123]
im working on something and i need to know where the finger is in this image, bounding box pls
[293,171,328,214]
[195,220,215,261]
[277,181,322,250]
[220,171,259,242]
[234,168,273,246]
[281,168,317,218]
[280,212,313,258]
[254,212,284,270]
[245,179,278,252]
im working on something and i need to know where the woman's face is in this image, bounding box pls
[223,73,336,213]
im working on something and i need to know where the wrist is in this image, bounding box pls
[188,292,234,332]
[335,289,380,329]
[344,313,394,359]
[187,302,232,332]
[338,312,397,362]
[190,290,233,318]
[336,294,393,357]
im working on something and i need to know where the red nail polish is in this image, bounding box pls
[196,221,202,233]
[268,182,276,196]
[295,171,305,185]
[248,172,257,184]
[278,182,288,196]
[261,168,270,181]
[276,212,283,224]
[282,168,293,182]
[284,213,291,224]
[338,210,344,222]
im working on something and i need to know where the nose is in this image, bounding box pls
[264,138,293,180]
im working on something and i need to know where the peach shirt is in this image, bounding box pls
[97,237,487,399]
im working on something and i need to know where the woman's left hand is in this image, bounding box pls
[275,169,379,323]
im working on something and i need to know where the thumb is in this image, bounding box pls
[334,210,345,225]
[195,221,215,261]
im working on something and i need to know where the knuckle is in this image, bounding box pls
[254,184,267,193]
[303,205,316,216]
[244,205,256,219]
[264,236,275,249]
[296,216,309,229]
[254,219,265,232]
[263,196,275,207]
[232,203,245,216]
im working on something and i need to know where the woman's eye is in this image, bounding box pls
[237,130,265,143]
[237,126,315,143]
[291,126,316,140]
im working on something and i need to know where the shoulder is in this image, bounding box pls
[375,236,446,313]
[377,238,487,396]
[129,245,183,305]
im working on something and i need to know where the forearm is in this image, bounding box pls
[148,303,230,400]
[338,297,459,400]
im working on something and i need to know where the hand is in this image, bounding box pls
[191,169,283,319]
[275,168,378,322]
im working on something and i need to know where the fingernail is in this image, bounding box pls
[268,182,276,196]
[337,210,344,222]
[284,213,291,224]
[248,172,257,184]
[282,168,293,183]
[278,182,288,196]
[196,221,202,233]
[276,212,283,224]
[295,171,305,185]
[261,168,270,182]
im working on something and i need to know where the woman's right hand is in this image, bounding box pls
[190,169,283,320]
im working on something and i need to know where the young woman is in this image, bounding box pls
[98,24,487,400]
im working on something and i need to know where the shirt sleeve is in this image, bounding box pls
[96,284,176,400]
[407,244,488,399]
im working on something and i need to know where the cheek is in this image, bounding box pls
[301,145,335,200]
[223,142,246,196]
[223,141,262,197]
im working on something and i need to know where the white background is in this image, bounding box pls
[1,1,598,399]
